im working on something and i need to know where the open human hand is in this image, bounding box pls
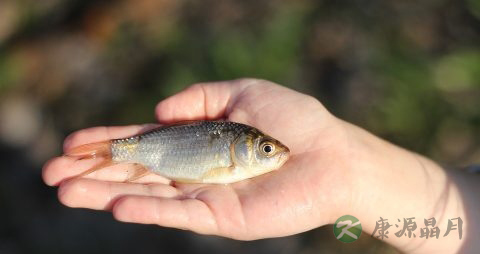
[42,79,355,240]
[43,78,480,253]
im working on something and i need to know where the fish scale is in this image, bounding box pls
[112,121,251,180]
[69,121,290,183]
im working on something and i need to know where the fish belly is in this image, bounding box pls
[112,122,247,182]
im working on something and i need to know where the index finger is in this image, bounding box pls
[63,124,159,153]
[154,79,260,123]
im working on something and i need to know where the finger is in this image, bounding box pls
[63,124,159,153]
[42,156,170,186]
[112,196,218,235]
[58,178,180,210]
[155,78,261,123]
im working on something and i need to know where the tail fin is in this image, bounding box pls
[66,141,112,160]
[66,140,149,181]
[65,141,115,178]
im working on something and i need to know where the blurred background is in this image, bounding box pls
[0,0,479,253]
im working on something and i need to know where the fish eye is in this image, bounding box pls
[260,142,275,156]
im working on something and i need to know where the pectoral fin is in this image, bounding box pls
[200,165,236,183]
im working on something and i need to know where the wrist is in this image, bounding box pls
[341,120,465,253]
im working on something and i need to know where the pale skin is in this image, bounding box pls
[42,79,479,253]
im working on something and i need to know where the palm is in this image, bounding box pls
[43,79,352,239]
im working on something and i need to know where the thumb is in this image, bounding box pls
[155,79,256,123]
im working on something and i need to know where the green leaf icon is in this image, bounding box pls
[333,215,362,243]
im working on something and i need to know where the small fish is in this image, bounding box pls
[67,121,290,184]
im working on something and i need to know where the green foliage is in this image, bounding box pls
[0,0,479,160]
[0,53,21,92]
[0,1,479,254]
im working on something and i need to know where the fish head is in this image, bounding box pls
[233,129,290,176]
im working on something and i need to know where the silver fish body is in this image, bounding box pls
[110,121,290,183]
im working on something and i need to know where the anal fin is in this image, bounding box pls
[125,163,150,182]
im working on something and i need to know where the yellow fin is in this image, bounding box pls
[125,164,150,182]
[75,159,115,178]
[200,165,235,182]
[66,141,111,160]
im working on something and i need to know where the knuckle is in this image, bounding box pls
[235,78,276,88]
[187,83,207,92]
[111,197,134,221]
[150,185,179,198]
[304,94,322,106]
